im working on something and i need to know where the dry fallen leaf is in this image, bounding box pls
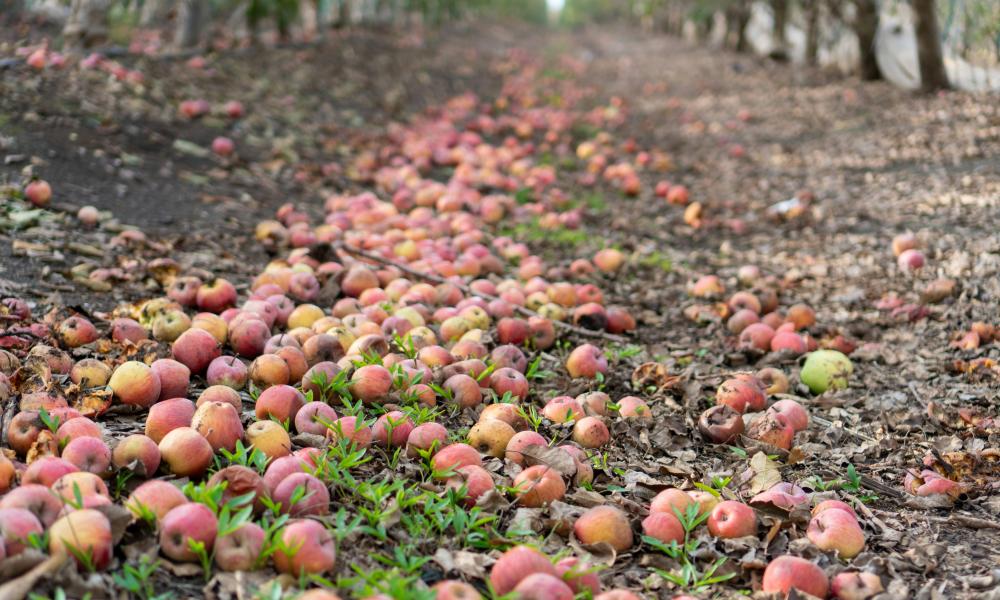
[748,451,782,495]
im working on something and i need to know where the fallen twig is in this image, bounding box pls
[926,514,1000,531]
[843,492,895,533]
[0,330,44,341]
[330,242,631,344]
[811,414,878,443]
[0,551,68,600]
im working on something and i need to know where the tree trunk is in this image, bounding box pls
[911,0,950,90]
[805,0,820,65]
[274,0,297,41]
[770,0,789,60]
[140,0,173,27]
[174,0,206,48]
[735,0,752,52]
[854,0,881,80]
[63,0,111,50]
[724,8,739,49]
[1,0,25,23]
[310,0,326,37]
[335,0,351,27]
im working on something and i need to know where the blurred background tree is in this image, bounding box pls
[7,0,997,91]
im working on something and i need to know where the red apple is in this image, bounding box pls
[807,509,865,558]
[196,278,238,313]
[431,443,482,478]
[572,416,610,448]
[746,412,795,450]
[349,365,392,403]
[0,507,44,556]
[61,435,112,474]
[512,573,574,599]
[0,484,63,526]
[707,501,756,538]
[432,580,482,599]
[650,488,695,517]
[467,418,516,458]
[617,396,651,419]
[504,431,547,466]
[566,344,608,379]
[489,545,558,595]
[762,555,829,598]
[0,455,14,493]
[58,316,98,347]
[406,422,448,457]
[167,276,202,307]
[786,304,816,330]
[150,359,191,403]
[112,434,161,476]
[158,426,214,478]
[215,522,265,571]
[273,519,337,576]
[160,502,218,562]
[444,464,495,508]
[444,374,483,408]
[145,397,196,443]
[831,571,883,600]
[716,378,766,413]
[249,354,291,388]
[812,499,858,520]
[767,399,809,432]
[698,405,744,443]
[229,318,270,358]
[172,328,221,375]
[272,472,329,516]
[372,411,414,448]
[109,361,161,408]
[191,400,244,452]
[739,323,775,351]
[555,556,601,595]
[51,472,108,504]
[22,456,78,487]
[324,416,371,449]
[897,249,925,272]
[24,179,52,207]
[255,384,305,424]
[56,417,102,444]
[212,136,235,156]
[642,511,685,544]
[513,465,566,507]
[49,508,112,570]
[574,505,633,552]
[489,367,529,401]
[542,396,584,423]
[595,592,642,600]
[294,401,338,435]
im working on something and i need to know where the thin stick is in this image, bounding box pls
[810,414,878,443]
[330,242,631,344]
[926,514,1000,531]
[843,492,894,534]
[0,551,68,600]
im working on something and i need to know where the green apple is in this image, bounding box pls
[800,350,853,394]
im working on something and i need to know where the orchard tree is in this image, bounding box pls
[63,0,112,49]
[769,0,789,59]
[911,0,950,90]
[853,0,882,80]
[175,0,209,48]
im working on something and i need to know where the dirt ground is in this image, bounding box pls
[2,21,999,599]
